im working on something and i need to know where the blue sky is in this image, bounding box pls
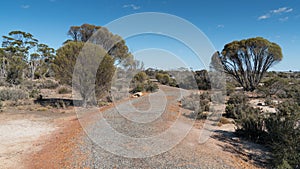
[0,0,299,70]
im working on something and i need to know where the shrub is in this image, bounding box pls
[58,87,71,94]
[21,80,37,90]
[235,106,267,143]
[234,99,300,168]
[133,72,148,83]
[224,92,248,119]
[144,81,158,92]
[0,88,29,101]
[156,73,171,85]
[29,89,41,98]
[226,82,235,96]
[38,79,59,89]
[130,72,159,93]
[181,92,211,119]
[264,97,273,106]
[194,70,211,90]
[130,83,144,93]
[258,77,288,97]
[181,93,200,110]
[265,101,300,168]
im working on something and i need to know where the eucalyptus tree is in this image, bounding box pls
[211,37,283,91]
[2,31,38,84]
[66,24,132,68]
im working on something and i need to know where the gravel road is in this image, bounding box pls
[70,85,245,169]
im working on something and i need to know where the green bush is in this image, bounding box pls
[0,88,29,101]
[133,72,148,83]
[258,77,288,97]
[194,70,211,90]
[131,72,159,93]
[265,101,300,168]
[130,84,144,93]
[234,99,300,168]
[224,92,248,119]
[235,106,267,143]
[144,81,158,92]
[156,73,171,85]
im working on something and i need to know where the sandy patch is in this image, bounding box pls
[0,119,56,169]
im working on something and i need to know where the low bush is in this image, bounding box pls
[38,79,59,89]
[265,101,300,168]
[131,72,159,93]
[0,88,29,101]
[224,92,248,119]
[235,106,267,143]
[58,87,71,94]
[181,92,211,119]
[144,81,159,92]
[29,89,41,98]
[21,80,37,90]
[233,98,300,168]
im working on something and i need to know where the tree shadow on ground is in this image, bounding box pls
[212,130,271,168]
[34,98,83,108]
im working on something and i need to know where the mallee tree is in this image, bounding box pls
[211,37,283,91]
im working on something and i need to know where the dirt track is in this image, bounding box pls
[1,85,269,168]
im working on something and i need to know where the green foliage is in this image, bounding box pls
[232,97,300,168]
[53,41,84,86]
[66,24,132,68]
[224,92,249,119]
[156,73,171,85]
[131,71,158,93]
[6,56,27,85]
[265,101,300,168]
[54,42,116,106]
[194,70,211,90]
[258,77,288,97]
[133,72,148,83]
[144,81,158,92]
[130,83,144,93]
[0,88,28,101]
[211,37,283,91]
[235,106,266,142]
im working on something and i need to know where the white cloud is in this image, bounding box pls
[217,24,224,28]
[21,5,30,9]
[258,14,271,20]
[258,7,293,20]
[123,4,140,10]
[279,16,289,22]
[272,7,293,14]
